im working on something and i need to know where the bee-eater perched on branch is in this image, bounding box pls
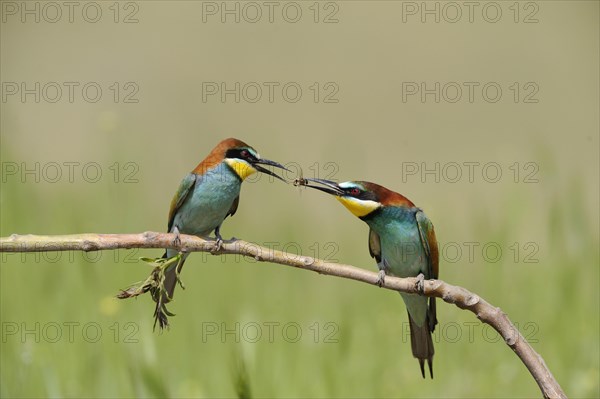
[301,178,439,378]
[119,138,288,330]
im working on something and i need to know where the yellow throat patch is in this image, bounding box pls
[225,159,257,181]
[336,196,380,218]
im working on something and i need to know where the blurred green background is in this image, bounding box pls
[1,1,598,398]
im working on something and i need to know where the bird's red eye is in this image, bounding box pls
[241,150,250,158]
[350,188,360,196]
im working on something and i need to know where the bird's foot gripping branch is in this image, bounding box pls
[117,253,186,330]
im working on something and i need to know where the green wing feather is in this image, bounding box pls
[368,228,382,263]
[227,195,240,218]
[167,173,197,232]
[415,210,439,279]
[415,210,439,332]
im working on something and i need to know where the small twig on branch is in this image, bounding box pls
[0,232,566,399]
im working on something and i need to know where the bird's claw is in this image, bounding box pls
[415,273,425,295]
[376,270,386,287]
[211,237,223,254]
[172,227,181,248]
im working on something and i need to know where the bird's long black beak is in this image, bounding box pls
[252,158,290,183]
[299,178,344,196]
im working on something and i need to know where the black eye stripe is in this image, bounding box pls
[226,148,255,161]
[344,187,377,202]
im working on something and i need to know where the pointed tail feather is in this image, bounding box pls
[408,311,435,379]
[162,251,186,303]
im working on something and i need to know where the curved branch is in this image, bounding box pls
[0,232,566,399]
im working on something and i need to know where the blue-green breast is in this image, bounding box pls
[365,206,429,326]
[366,206,428,278]
[171,162,241,236]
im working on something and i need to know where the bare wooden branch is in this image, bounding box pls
[0,232,566,399]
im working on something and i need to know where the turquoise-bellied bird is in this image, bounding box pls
[154,138,288,329]
[301,179,439,378]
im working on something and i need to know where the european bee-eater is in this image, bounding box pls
[302,178,439,378]
[155,138,288,329]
